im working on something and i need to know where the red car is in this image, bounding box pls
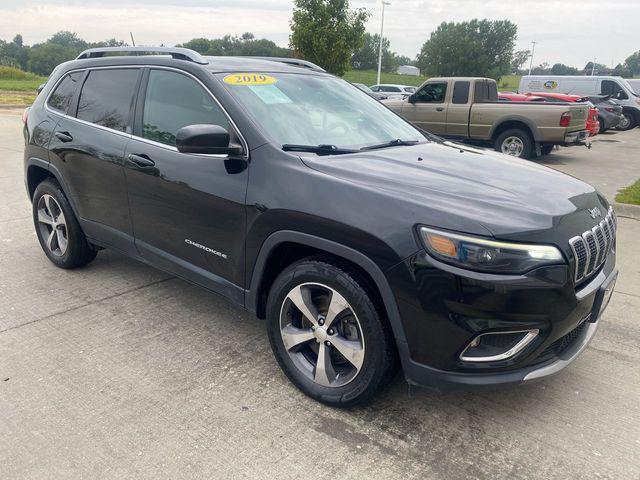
[498,92,546,102]
[524,92,600,136]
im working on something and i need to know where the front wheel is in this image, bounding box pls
[266,258,397,407]
[540,145,554,156]
[494,128,534,159]
[616,112,637,131]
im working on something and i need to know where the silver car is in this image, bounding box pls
[370,84,416,100]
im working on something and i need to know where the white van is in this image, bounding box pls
[627,79,640,94]
[519,75,640,130]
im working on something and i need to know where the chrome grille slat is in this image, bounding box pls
[570,207,616,284]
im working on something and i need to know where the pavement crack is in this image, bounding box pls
[0,276,175,335]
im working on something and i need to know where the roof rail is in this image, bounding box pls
[76,46,208,65]
[245,56,326,73]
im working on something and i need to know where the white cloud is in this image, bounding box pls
[2,0,639,69]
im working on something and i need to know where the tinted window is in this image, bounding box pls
[473,81,498,103]
[48,71,83,113]
[381,86,401,92]
[77,69,140,132]
[414,83,447,103]
[452,81,470,104]
[142,69,229,146]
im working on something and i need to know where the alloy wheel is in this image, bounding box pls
[279,282,365,388]
[36,194,68,256]
[618,114,632,130]
[501,136,524,157]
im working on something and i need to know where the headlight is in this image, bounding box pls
[419,227,564,274]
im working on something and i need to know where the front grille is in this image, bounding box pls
[569,207,616,284]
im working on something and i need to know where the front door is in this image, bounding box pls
[402,81,448,134]
[123,68,249,302]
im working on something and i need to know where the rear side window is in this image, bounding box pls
[473,81,498,103]
[47,71,83,113]
[142,69,229,147]
[77,69,140,132]
[414,83,447,103]
[381,86,401,92]
[452,81,470,104]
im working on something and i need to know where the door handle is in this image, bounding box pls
[436,107,444,112]
[54,131,73,142]
[127,153,156,168]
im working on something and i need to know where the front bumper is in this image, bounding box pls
[388,246,617,391]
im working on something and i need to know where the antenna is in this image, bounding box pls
[130,32,136,47]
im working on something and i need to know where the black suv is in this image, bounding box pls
[23,47,618,406]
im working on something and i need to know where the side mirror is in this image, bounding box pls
[36,83,46,94]
[408,93,417,103]
[176,124,243,155]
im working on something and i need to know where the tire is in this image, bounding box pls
[616,112,637,131]
[494,128,534,159]
[266,257,397,407]
[598,117,607,134]
[32,178,97,269]
[540,145,554,156]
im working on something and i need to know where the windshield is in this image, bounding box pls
[217,72,424,150]
[620,79,639,97]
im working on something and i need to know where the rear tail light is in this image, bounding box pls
[559,112,572,127]
[605,107,615,113]
[22,107,30,125]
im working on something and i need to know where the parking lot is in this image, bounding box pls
[1,108,639,479]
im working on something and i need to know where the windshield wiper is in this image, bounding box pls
[360,138,420,151]
[282,144,358,155]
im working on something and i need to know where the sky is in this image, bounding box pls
[2,0,639,69]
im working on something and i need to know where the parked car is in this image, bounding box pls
[370,84,416,99]
[626,79,640,95]
[498,92,545,102]
[522,92,600,137]
[384,77,590,159]
[352,82,388,100]
[23,47,617,407]
[518,75,640,130]
[587,95,623,132]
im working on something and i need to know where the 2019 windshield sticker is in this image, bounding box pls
[223,73,277,85]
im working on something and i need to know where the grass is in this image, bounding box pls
[615,179,640,206]
[342,69,521,92]
[0,67,46,104]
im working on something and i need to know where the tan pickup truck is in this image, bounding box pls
[383,77,590,159]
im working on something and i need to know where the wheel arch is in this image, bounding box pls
[246,230,407,344]
[490,117,538,143]
[25,157,80,218]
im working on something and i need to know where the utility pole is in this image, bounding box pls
[130,32,136,47]
[591,57,597,76]
[528,41,537,75]
[376,1,390,86]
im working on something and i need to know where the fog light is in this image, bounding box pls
[460,329,539,362]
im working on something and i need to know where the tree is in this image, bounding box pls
[550,63,578,75]
[48,31,88,50]
[583,61,606,74]
[624,51,640,76]
[179,34,291,57]
[511,49,530,73]
[416,19,517,79]
[27,43,77,76]
[290,0,370,75]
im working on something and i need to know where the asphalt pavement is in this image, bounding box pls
[1,110,639,479]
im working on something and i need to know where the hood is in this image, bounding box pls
[300,141,607,241]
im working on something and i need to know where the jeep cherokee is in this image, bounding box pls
[22,47,618,406]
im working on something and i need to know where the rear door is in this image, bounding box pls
[445,80,470,136]
[402,81,448,134]
[123,68,249,301]
[47,67,141,254]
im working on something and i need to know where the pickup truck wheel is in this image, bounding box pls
[616,112,636,131]
[495,129,534,159]
[266,258,397,407]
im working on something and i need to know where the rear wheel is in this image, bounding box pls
[540,145,554,156]
[32,179,97,269]
[616,112,637,131]
[494,128,534,159]
[266,258,397,407]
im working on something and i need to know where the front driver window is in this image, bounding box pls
[142,69,230,147]
[413,83,447,103]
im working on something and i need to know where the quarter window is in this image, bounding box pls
[142,69,230,147]
[47,72,83,113]
[77,69,140,132]
[414,83,447,103]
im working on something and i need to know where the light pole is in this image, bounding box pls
[376,1,390,86]
[528,41,537,75]
[591,57,597,76]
